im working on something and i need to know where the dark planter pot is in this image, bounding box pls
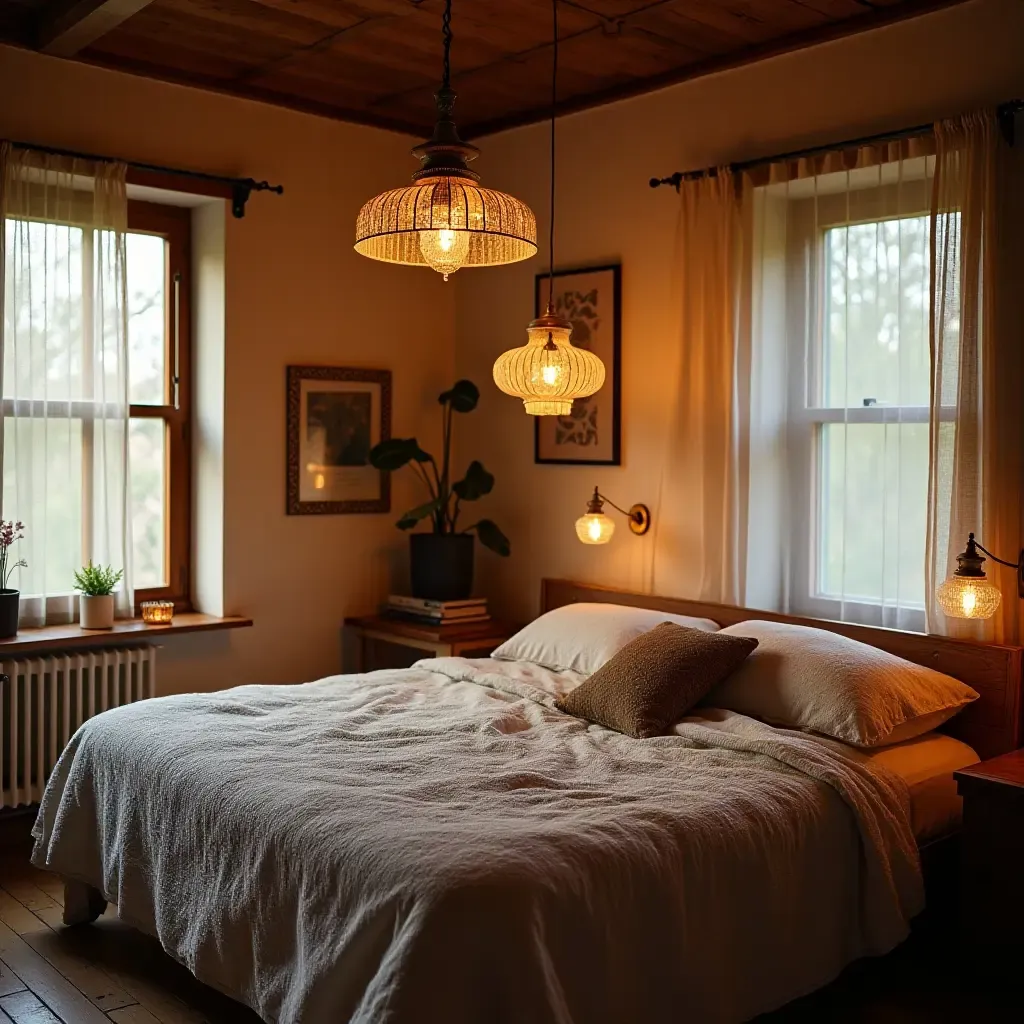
[410,533,475,601]
[0,590,19,639]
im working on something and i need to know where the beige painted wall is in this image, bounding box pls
[0,43,455,692]
[453,0,1024,623]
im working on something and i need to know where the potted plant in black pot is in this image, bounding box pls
[0,520,26,639]
[370,380,510,601]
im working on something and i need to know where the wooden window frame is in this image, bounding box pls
[127,200,192,614]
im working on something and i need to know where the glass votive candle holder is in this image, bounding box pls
[141,601,175,624]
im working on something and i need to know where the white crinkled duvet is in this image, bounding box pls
[32,657,924,1024]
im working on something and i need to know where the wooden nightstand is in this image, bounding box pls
[344,615,520,673]
[954,749,1024,968]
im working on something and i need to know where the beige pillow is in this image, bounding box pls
[707,620,979,748]
[492,602,720,675]
[554,622,758,739]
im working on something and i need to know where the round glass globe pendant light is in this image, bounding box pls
[936,532,1016,620]
[492,0,605,416]
[354,0,537,281]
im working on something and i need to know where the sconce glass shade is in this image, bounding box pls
[576,512,615,545]
[936,574,1002,620]
[492,311,605,416]
[355,176,537,281]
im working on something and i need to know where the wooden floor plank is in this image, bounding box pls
[0,863,259,1023]
[0,960,25,998]
[75,924,210,1024]
[107,1005,163,1024]
[0,872,138,1015]
[0,990,60,1024]
[0,920,110,1024]
[23,876,62,910]
[0,863,65,913]
[0,895,41,939]
[0,881,58,919]
[22,931,136,1014]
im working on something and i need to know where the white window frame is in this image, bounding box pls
[784,180,952,632]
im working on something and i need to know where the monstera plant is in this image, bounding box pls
[370,380,509,600]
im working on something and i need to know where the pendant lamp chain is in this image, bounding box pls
[442,0,452,92]
[547,0,557,310]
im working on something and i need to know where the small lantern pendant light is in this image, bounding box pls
[354,0,537,280]
[492,0,605,415]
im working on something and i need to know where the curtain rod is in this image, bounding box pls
[649,98,1024,191]
[7,139,284,218]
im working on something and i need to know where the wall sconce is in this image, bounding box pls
[936,532,1024,620]
[575,487,651,545]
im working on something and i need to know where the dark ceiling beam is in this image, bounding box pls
[37,0,156,57]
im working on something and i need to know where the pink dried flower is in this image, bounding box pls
[0,520,25,589]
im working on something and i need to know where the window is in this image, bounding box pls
[775,165,947,630]
[3,200,191,613]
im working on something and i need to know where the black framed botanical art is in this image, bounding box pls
[286,366,392,515]
[534,264,621,465]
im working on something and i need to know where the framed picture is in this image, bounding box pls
[286,366,392,515]
[534,263,621,465]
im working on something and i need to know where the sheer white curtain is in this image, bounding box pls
[653,170,748,605]
[1,146,133,625]
[926,110,1023,642]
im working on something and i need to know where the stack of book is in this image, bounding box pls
[384,595,489,626]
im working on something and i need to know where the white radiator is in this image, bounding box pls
[1,646,156,809]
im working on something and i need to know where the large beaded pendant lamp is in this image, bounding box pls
[492,0,605,416]
[354,0,537,281]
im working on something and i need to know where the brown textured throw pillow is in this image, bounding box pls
[555,622,758,739]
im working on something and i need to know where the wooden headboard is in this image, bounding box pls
[542,578,1024,760]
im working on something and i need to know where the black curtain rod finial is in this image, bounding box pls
[649,173,682,191]
[231,178,285,218]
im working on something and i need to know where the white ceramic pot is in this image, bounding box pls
[80,594,115,630]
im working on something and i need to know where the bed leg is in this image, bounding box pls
[62,880,107,926]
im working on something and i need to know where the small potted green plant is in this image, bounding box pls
[0,520,27,639]
[369,380,510,601]
[73,563,124,630]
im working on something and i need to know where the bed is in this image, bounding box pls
[31,580,1024,1024]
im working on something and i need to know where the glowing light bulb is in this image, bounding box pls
[936,574,1002,619]
[314,473,325,491]
[493,311,605,416]
[418,227,470,281]
[575,513,615,545]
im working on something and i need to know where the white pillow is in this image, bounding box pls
[492,602,719,675]
[706,620,979,748]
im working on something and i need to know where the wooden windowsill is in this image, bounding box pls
[0,613,253,657]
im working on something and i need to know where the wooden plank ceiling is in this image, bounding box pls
[3,0,965,137]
